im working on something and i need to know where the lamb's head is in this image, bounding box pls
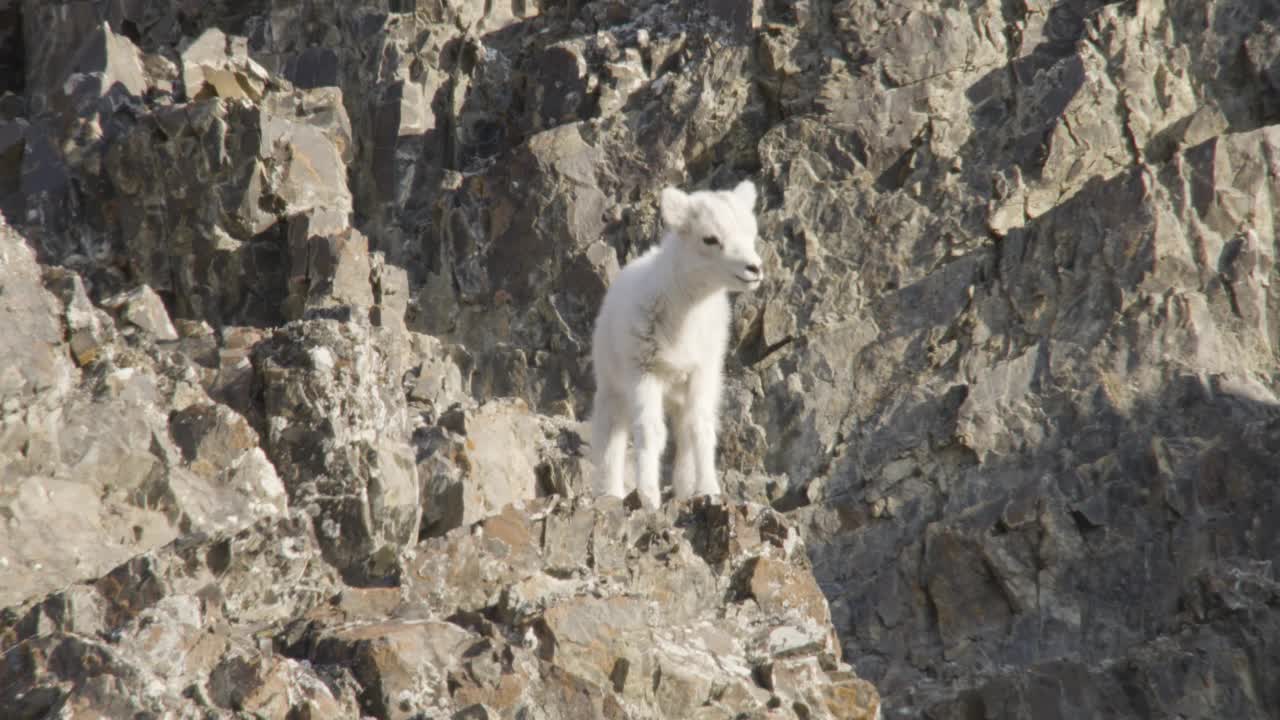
[660,180,763,292]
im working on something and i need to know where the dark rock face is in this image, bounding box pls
[2,0,1279,717]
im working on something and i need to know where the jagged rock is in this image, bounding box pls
[2,499,877,720]
[0,514,354,718]
[254,317,420,584]
[41,266,117,367]
[0,224,287,609]
[286,221,375,317]
[446,400,537,517]
[166,401,288,524]
[103,82,353,326]
[406,333,470,414]
[22,5,147,117]
[180,28,270,102]
[101,284,179,341]
[415,398,585,537]
[202,325,270,414]
[303,498,878,719]
[0,221,75,401]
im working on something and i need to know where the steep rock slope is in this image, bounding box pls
[0,0,1278,718]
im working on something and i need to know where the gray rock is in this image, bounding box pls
[101,284,179,341]
[1,498,878,720]
[0,221,75,401]
[0,513,355,718]
[415,397,585,538]
[22,6,147,117]
[0,223,288,609]
[180,28,270,102]
[391,499,878,719]
[254,317,420,584]
[102,82,352,326]
[40,266,117,367]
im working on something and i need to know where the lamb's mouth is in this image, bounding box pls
[737,274,763,287]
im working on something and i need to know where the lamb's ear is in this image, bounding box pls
[731,180,757,210]
[660,187,692,229]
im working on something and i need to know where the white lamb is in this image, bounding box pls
[589,180,764,509]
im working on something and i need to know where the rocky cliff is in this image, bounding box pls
[1,0,1278,718]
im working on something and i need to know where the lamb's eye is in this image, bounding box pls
[702,236,720,247]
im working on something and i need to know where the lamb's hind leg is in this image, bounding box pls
[671,401,696,501]
[630,375,666,510]
[590,389,627,499]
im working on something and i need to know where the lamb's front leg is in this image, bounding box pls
[590,389,627,499]
[629,375,667,510]
[686,365,724,498]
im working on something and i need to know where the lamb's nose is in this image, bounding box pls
[745,263,761,277]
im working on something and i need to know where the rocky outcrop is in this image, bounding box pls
[0,221,287,610]
[2,497,879,720]
[0,513,354,718]
[3,0,1280,717]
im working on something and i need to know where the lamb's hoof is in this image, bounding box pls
[622,490,645,511]
[624,489,662,512]
[592,493,627,511]
[690,493,724,510]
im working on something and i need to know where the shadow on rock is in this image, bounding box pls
[795,147,1280,715]
[953,0,1121,199]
